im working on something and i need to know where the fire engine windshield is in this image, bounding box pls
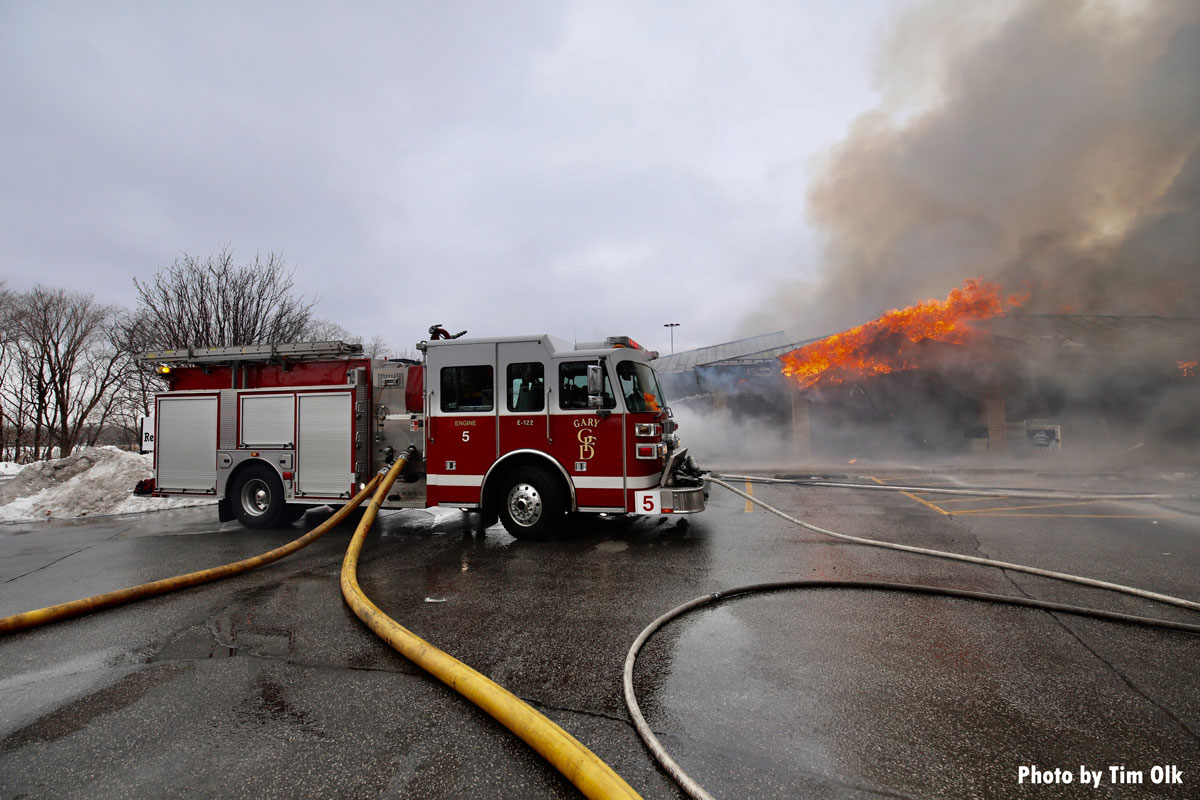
[617,361,665,413]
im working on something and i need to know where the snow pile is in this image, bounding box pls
[0,447,215,522]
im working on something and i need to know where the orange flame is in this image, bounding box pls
[779,279,1023,390]
[1180,361,1198,377]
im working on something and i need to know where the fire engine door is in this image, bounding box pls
[426,342,497,505]
[550,359,624,509]
[497,342,550,456]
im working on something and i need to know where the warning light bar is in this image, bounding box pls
[574,336,659,358]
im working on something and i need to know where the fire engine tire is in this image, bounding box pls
[498,467,566,540]
[230,464,286,529]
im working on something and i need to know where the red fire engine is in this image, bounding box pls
[139,331,706,538]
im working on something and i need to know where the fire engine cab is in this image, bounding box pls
[139,332,706,538]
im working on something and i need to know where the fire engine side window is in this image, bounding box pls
[559,362,616,410]
[507,362,544,412]
[441,365,494,412]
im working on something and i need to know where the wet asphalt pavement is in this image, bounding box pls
[0,465,1197,799]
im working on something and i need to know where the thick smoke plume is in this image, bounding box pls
[759,0,1200,338]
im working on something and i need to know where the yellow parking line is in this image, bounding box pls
[868,478,1171,519]
[869,476,949,516]
[744,481,754,513]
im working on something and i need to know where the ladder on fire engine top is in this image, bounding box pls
[138,340,364,365]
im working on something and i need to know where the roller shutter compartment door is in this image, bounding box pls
[156,396,218,492]
[296,392,353,497]
[241,394,295,447]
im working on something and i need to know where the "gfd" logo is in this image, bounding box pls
[577,428,596,460]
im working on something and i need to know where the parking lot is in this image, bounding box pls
[1,465,1197,799]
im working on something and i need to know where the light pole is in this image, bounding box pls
[664,323,680,353]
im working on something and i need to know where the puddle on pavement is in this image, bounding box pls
[148,609,294,662]
[642,600,839,775]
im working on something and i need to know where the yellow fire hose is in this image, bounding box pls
[341,449,642,800]
[2,452,640,798]
[0,474,382,635]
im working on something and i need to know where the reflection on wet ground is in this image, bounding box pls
[1,473,1197,798]
[630,478,1200,800]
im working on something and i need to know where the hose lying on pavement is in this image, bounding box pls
[341,448,642,800]
[710,476,1200,612]
[625,580,1200,800]
[624,477,1200,800]
[0,475,382,636]
[717,472,1186,501]
[4,452,641,799]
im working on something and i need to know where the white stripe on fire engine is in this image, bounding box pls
[625,473,661,490]
[425,474,661,491]
[426,474,485,487]
[572,474,660,490]
[572,477,624,490]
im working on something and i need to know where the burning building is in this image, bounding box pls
[655,331,804,418]
[658,282,1200,463]
[718,1,1200,465]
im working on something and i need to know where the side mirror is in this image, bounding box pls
[586,364,604,407]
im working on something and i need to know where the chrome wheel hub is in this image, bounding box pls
[507,483,542,527]
[241,479,271,516]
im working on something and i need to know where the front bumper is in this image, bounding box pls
[630,444,707,515]
[663,485,706,513]
[631,485,706,515]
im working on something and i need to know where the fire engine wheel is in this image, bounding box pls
[230,464,286,529]
[499,467,565,540]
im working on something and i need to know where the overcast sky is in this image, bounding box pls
[3,1,912,354]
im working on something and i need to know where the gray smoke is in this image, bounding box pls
[754,0,1200,338]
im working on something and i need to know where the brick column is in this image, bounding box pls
[791,389,812,456]
[983,384,1007,454]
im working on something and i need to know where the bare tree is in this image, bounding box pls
[304,317,357,344]
[111,310,164,424]
[130,245,316,350]
[2,315,53,461]
[0,281,16,459]
[363,334,391,359]
[300,321,412,361]
[363,334,414,361]
[8,287,129,459]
